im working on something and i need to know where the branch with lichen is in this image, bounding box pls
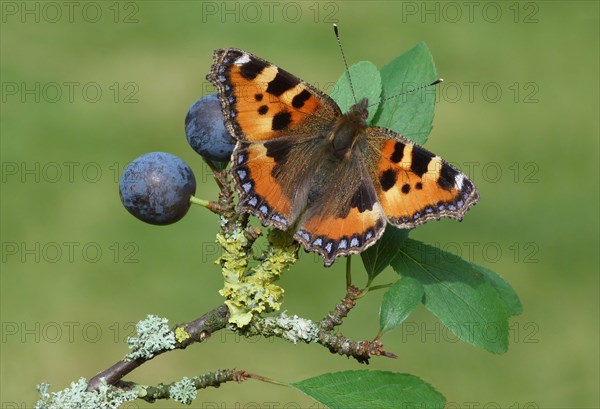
[218,227,299,327]
[115,369,250,404]
[238,285,397,364]
[35,162,396,407]
[87,306,230,392]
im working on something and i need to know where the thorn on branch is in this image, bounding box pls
[318,333,398,364]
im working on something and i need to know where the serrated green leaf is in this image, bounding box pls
[361,225,409,284]
[472,263,523,317]
[292,370,445,409]
[373,42,438,145]
[330,61,381,123]
[391,239,510,354]
[380,276,424,334]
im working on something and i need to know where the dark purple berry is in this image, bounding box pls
[119,152,196,225]
[185,94,235,162]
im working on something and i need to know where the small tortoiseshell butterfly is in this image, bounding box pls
[207,48,479,267]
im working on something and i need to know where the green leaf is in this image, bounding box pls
[391,239,510,354]
[379,276,424,334]
[361,225,409,284]
[473,263,523,317]
[330,61,381,123]
[292,370,445,409]
[373,42,438,145]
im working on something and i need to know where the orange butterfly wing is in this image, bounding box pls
[366,127,479,228]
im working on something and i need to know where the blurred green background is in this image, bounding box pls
[1,1,598,407]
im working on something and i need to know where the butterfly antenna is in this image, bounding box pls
[369,78,444,107]
[333,24,357,104]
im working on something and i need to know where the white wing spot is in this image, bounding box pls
[297,231,310,241]
[455,173,465,189]
[235,53,251,65]
[271,214,287,227]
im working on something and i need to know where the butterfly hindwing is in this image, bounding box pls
[233,136,328,229]
[367,127,479,228]
[294,156,387,266]
[233,141,294,229]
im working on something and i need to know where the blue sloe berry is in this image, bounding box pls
[119,152,196,225]
[185,94,235,162]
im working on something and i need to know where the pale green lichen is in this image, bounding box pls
[271,312,320,344]
[34,378,137,409]
[218,227,298,327]
[126,315,175,361]
[243,312,320,344]
[169,376,197,405]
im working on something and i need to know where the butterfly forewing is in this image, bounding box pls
[207,48,340,142]
[367,127,479,228]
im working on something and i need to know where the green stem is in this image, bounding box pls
[190,196,209,207]
[346,256,352,287]
[367,283,394,292]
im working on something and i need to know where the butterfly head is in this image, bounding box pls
[348,97,369,121]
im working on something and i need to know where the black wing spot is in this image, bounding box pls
[380,169,397,192]
[401,183,411,194]
[239,59,265,80]
[267,70,299,97]
[272,111,292,131]
[415,182,423,190]
[255,93,263,101]
[391,142,405,163]
[411,146,434,177]
[349,181,376,213]
[438,164,459,191]
[265,138,293,162]
[258,105,268,115]
[292,89,311,108]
